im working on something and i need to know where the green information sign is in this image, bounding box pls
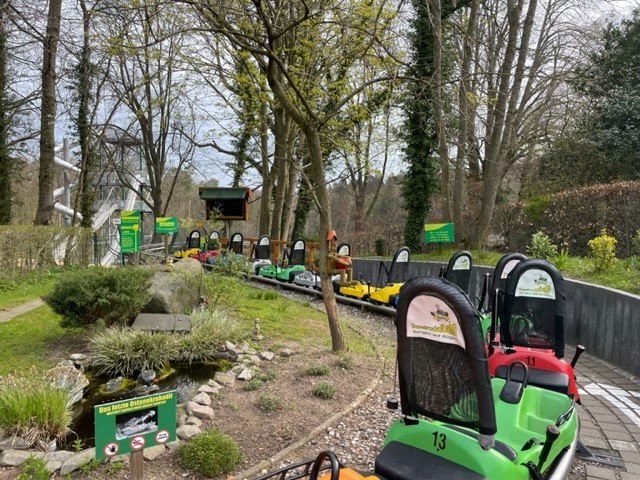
[424,223,455,243]
[155,216,179,234]
[94,390,177,460]
[120,210,141,254]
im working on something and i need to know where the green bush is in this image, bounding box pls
[0,370,72,446]
[44,266,153,327]
[90,328,174,377]
[243,379,263,391]
[207,254,252,278]
[632,229,640,255]
[258,392,282,412]
[527,231,558,260]
[337,354,355,371]
[17,456,50,480]
[256,368,277,382]
[312,381,335,399]
[178,428,242,477]
[588,228,617,272]
[305,362,331,376]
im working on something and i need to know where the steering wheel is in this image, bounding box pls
[309,451,340,480]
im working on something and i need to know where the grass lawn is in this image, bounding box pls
[0,305,84,376]
[0,269,63,310]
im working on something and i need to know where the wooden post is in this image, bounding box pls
[163,234,168,264]
[130,450,144,479]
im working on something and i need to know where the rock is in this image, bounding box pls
[143,444,165,461]
[280,348,294,357]
[137,369,157,386]
[245,348,258,355]
[249,355,261,365]
[69,353,87,362]
[231,365,243,375]
[35,438,57,452]
[191,392,212,406]
[240,341,250,351]
[143,259,204,314]
[214,371,236,387]
[207,379,223,390]
[110,453,130,464]
[59,448,95,475]
[260,351,275,361]
[0,436,29,451]
[44,450,75,473]
[186,416,202,427]
[197,384,217,394]
[189,403,215,420]
[0,449,44,467]
[177,413,188,427]
[166,441,181,451]
[104,376,124,393]
[224,340,239,353]
[177,424,201,440]
[237,368,253,381]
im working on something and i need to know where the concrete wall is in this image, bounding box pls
[353,258,640,377]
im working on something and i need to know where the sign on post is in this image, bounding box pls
[120,210,141,254]
[94,390,177,461]
[424,223,455,243]
[155,217,179,234]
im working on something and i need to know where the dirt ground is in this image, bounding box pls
[0,341,381,480]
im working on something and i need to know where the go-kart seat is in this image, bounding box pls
[494,365,569,395]
[375,441,488,480]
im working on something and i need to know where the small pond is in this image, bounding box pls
[62,361,228,449]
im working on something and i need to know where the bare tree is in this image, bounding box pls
[185,0,404,351]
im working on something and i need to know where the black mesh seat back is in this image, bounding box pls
[489,253,527,313]
[396,276,496,436]
[187,229,201,249]
[255,235,270,260]
[229,232,243,254]
[208,230,220,250]
[289,239,306,265]
[500,259,565,358]
[337,243,351,257]
[443,251,473,294]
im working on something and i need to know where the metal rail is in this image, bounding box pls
[248,275,396,318]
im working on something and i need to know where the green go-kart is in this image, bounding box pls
[255,275,579,480]
[259,238,307,282]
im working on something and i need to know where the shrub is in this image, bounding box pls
[256,368,277,382]
[312,381,335,399]
[305,362,331,376]
[207,254,252,278]
[178,428,242,477]
[0,370,72,446]
[44,266,153,328]
[17,456,50,480]
[243,379,263,391]
[588,228,618,272]
[258,392,282,412]
[90,328,174,377]
[174,308,246,363]
[632,229,640,255]
[337,354,355,371]
[526,231,558,260]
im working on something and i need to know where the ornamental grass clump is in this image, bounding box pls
[90,328,174,377]
[0,370,72,446]
[588,228,617,272]
[178,428,242,477]
[174,308,246,363]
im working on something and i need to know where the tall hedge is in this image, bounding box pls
[500,181,640,257]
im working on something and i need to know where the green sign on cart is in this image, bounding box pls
[94,390,177,460]
[120,210,141,253]
[424,223,455,243]
[155,216,179,234]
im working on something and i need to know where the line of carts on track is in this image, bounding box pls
[173,229,587,480]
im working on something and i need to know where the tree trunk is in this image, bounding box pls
[35,0,63,225]
[0,0,10,224]
[306,125,345,352]
[270,106,287,241]
[258,100,272,235]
